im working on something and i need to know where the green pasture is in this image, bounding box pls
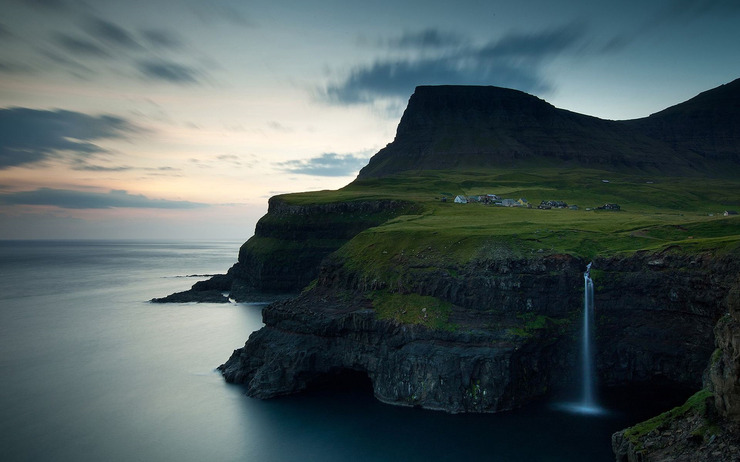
[278,168,739,271]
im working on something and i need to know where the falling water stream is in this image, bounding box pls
[555,262,604,415]
[582,262,597,410]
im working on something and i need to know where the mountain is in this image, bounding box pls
[627,78,740,165]
[159,79,740,460]
[358,79,740,179]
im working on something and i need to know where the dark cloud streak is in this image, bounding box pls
[0,188,207,209]
[140,29,184,50]
[323,24,590,105]
[0,108,138,169]
[85,17,142,50]
[55,33,110,58]
[477,24,585,60]
[0,23,12,38]
[22,0,68,10]
[656,0,740,23]
[136,59,201,84]
[42,15,206,85]
[276,153,370,177]
[387,29,465,49]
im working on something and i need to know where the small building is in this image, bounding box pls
[454,195,468,204]
[539,200,568,209]
[725,210,738,216]
[597,203,621,211]
[569,205,579,210]
[517,198,529,207]
[501,198,518,207]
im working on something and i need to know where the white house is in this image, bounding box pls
[454,195,468,204]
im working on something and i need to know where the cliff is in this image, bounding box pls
[612,278,740,462]
[152,197,419,303]
[220,249,740,414]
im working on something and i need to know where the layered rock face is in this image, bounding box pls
[219,254,582,413]
[710,279,740,420]
[611,279,740,462]
[152,197,418,303]
[595,252,737,390]
[220,250,739,413]
[219,291,563,413]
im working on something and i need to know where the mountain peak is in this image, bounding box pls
[357,80,740,179]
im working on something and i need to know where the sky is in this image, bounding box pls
[0,0,738,240]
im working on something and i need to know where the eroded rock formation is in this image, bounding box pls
[612,279,740,462]
[219,250,739,414]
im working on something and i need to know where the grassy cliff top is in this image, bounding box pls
[275,168,740,261]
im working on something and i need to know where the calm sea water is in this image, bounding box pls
[0,240,670,461]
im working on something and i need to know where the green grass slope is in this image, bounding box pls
[283,168,740,265]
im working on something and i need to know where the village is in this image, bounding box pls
[446,193,621,211]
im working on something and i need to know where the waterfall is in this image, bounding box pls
[582,262,596,409]
[555,262,603,415]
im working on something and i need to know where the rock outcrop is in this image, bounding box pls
[153,198,419,303]
[710,278,740,420]
[611,278,740,462]
[219,282,571,413]
[220,249,740,413]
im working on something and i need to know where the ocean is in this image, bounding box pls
[0,240,670,461]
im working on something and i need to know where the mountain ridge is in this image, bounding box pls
[357,79,740,179]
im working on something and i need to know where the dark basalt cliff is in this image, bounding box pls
[152,197,419,303]
[219,250,740,414]
[612,279,740,462]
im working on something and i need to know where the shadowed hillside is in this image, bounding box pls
[358,79,740,179]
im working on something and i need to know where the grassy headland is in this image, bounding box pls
[279,168,739,267]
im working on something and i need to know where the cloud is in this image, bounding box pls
[608,0,740,50]
[0,108,138,169]
[324,24,590,105]
[140,29,184,50]
[40,48,93,74]
[276,152,371,177]
[41,14,207,84]
[0,60,32,74]
[476,24,585,60]
[0,23,11,38]
[55,33,110,58]
[21,0,68,10]
[654,0,740,24]
[70,163,133,172]
[386,29,465,49]
[325,58,548,104]
[136,59,201,84]
[0,188,207,209]
[84,17,141,50]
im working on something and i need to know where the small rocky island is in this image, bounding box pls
[160,80,740,460]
